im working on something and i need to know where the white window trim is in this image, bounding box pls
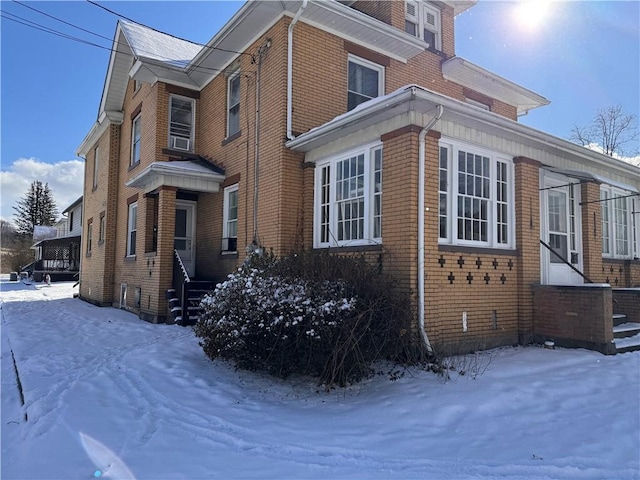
[131,114,141,166]
[313,142,383,248]
[93,146,99,189]
[227,71,241,137]
[405,1,442,51]
[168,95,195,151]
[601,185,638,259]
[347,54,384,111]
[222,184,239,253]
[127,203,137,257]
[87,222,93,254]
[438,138,516,249]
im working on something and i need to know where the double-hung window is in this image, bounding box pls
[438,139,514,249]
[314,143,383,248]
[86,220,93,256]
[131,114,141,166]
[222,185,238,252]
[347,55,384,111]
[405,1,441,51]
[601,185,639,259]
[227,71,240,137]
[127,203,138,257]
[169,96,194,151]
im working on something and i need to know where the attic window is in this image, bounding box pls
[405,1,441,51]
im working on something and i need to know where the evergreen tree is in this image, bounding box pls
[12,181,59,237]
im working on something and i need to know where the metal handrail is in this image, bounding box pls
[174,249,190,283]
[540,239,594,284]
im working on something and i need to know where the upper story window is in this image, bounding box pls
[93,146,99,189]
[601,186,639,259]
[227,71,241,137]
[438,138,514,249]
[314,142,383,248]
[99,212,105,244]
[69,211,74,232]
[133,79,141,92]
[131,114,141,166]
[405,1,441,51]
[86,220,93,256]
[347,55,384,111]
[222,184,238,253]
[169,96,194,151]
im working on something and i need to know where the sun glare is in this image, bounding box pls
[513,0,553,31]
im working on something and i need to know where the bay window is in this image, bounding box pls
[438,139,514,249]
[314,143,383,248]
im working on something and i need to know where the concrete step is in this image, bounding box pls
[612,313,628,327]
[614,332,640,354]
[613,322,640,339]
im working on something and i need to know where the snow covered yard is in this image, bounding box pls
[1,277,638,480]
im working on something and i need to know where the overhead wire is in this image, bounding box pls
[1,8,242,77]
[84,0,254,58]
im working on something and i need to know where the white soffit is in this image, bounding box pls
[126,161,225,194]
[190,0,426,85]
[442,57,550,115]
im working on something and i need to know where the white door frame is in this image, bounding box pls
[175,200,196,278]
[540,171,584,285]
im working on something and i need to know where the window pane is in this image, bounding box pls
[170,98,193,139]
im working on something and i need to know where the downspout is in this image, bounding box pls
[286,0,308,141]
[418,103,444,354]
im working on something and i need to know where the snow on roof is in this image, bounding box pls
[119,20,203,68]
[32,226,58,243]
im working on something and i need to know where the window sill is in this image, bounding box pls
[128,161,140,172]
[222,130,241,146]
[144,251,157,258]
[124,256,136,263]
[220,251,238,258]
[98,240,104,246]
[313,244,383,253]
[162,148,193,158]
[86,252,92,258]
[438,244,518,256]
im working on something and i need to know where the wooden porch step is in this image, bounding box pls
[614,332,640,354]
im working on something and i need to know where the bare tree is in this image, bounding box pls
[570,105,639,158]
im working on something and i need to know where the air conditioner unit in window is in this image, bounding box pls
[221,237,237,252]
[171,136,191,151]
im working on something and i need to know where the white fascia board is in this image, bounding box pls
[126,162,226,191]
[77,110,124,157]
[287,84,640,180]
[132,60,201,89]
[98,24,125,116]
[442,57,550,115]
[441,0,478,16]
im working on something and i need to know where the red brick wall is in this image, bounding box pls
[532,284,615,354]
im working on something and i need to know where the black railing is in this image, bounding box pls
[540,239,594,284]
[173,249,191,324]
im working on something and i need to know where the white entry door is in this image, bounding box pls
[540,173,583,285]
[175,201,196,277]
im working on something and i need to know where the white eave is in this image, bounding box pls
[76,110,124,157]
[125,161,226,194]
[188,0,427,86]
[442,57,550,116]
[286,84,639,182]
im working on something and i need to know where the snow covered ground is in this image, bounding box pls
[1,277,639,480]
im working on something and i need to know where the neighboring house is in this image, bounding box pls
[28,196,83,281]
[76,0,640,354]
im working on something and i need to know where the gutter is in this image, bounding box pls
[417,102,444,354]
[286,0,308,141]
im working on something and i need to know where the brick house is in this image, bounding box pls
[77,0,640,354]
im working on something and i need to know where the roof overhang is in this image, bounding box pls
[76,110,124,157]
[340,0,477,17]
[125,160,226,194]
[286,84,640,181]
[442,57,550,116]
[189,0,427,86]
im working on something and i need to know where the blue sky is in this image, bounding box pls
[1,0,638,223]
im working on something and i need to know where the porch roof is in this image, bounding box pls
[126,159,226,194]
[32,235,81,249]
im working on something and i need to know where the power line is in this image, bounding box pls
[1,10,236,77]
[84,0,253,59]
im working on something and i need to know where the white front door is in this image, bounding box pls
[540,173,583,285]
[175,201,196,277]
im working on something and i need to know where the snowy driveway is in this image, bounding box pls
[1,279,639,479]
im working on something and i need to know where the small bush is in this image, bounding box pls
[194,250,419,386]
